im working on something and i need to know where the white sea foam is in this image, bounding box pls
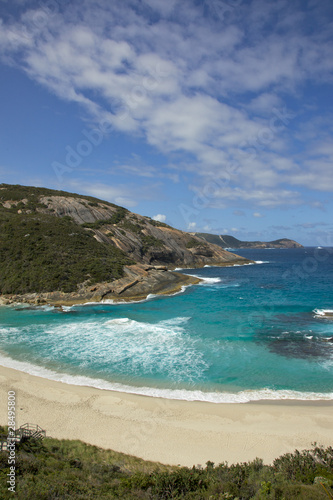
[313,308,333,318]
[168,285,190,296]
[186,274,244,289]
[237,261,269,266]
[38,305,55,311]
[62,300,116,310]
[62,296,156,310]
[0,353,332,403]
[185,273,222,285]
[0,315,205,383]
[8,304,56,312]
[106,318,131,325]
[60,288,193,310]
[201,277,222,284]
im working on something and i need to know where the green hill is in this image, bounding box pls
[0,184,248,298]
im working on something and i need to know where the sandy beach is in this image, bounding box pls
[0,364,332,467]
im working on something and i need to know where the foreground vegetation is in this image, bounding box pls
[0,428,332,499]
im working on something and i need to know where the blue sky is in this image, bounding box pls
[0,0,333,246]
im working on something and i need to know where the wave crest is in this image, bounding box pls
[313,308,333,318]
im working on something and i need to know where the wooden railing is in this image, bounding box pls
[0,423,46,451]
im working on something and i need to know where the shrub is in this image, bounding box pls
[1,440,332,499]
[186,238,203,248]
[141,235,164,254]
[0,211,134,294]
[82,208,128,229]
[273,446,333,484]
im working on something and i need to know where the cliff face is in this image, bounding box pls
[193,233,303,249]
[0,184,250,303]
[35,194,245,267]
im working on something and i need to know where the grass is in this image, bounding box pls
[0,428,332,499]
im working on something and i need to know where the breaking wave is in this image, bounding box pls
[0,353,332,403]
[313,309,333,319]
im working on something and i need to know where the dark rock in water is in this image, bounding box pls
[269,336,330,360]
[255,327,333,360]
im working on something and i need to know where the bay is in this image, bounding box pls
[0,247,332,402]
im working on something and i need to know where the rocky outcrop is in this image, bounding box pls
[32,195,250,267]
[193,233,303,249]
[0,265,202,306]
[39,195,117,224]
[0,184,253,304]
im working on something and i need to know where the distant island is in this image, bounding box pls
[0,184,252,306]
[192,233,303,249]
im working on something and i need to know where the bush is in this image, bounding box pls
[141,235,164,254]
[186,238,203,248]
[0,211,134,294]
[0,441,332,499]
[273,445,333,484]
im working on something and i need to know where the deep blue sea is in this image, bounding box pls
[1,248,333,402]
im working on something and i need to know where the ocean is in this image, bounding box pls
[0,248,332,403]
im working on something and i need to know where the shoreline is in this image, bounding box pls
[1,364,332,467]
[0,259,252,307]
[0,269,201,307]
[0,351,332,404]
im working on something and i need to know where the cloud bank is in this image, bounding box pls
[0,0,333,210]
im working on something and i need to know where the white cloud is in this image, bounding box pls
[0,0,332,209]
[67,181,138,207]
[153,214,166,222]
[63,179,162,208]
[253,212,264,218]
[110,162,178,182]
[199,186,302,209]
[247,93,282,115]
[296,222,330,229]
[141,0,178,17]
[188,222,197,231]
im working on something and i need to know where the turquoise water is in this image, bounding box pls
[0,248,333,402]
